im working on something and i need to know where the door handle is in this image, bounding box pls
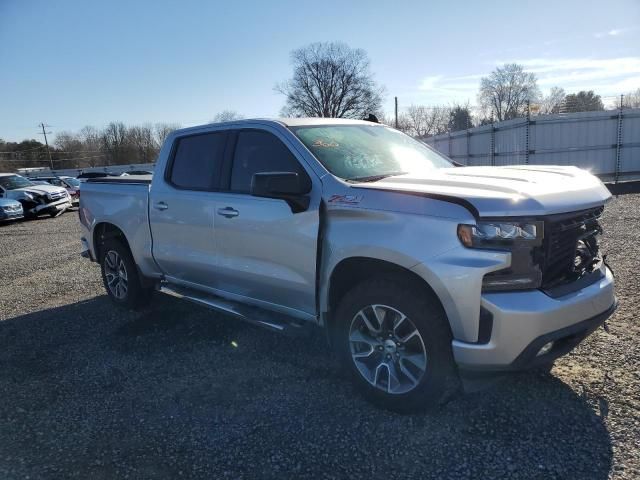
[153,201,169,211]
[217,207,239,218]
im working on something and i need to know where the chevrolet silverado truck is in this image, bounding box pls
[79,118,616,411]
[0,173,72,218]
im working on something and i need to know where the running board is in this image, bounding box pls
[158,283,314,336]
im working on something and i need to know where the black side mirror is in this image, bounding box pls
[250,172,311,212]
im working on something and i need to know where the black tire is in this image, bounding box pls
[534,361,555,375]
[100,238,153,309]
[334,275,458,413]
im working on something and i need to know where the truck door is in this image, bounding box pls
[212,128,320,317]
[148,130,228,286]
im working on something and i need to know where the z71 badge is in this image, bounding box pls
[327,194,363,205]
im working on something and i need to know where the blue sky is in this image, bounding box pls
[1,0,638,142]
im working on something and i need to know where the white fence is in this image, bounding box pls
[421,108,640,182]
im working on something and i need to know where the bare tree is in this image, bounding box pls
[277,42,384,118]
[380,113,411,134]
[78,126,103,167]
[537,87,566,114]
[622,88,640,108]
[212,110,243,122]
[128,124,158,163]
[54,131,84,168]
[154,123,181,148]
[478,63,540,121]
[102,122,130,165]
[404,105,449,137]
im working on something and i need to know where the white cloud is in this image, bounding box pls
[509,57,640,96]
[594,26,637,38]
[416,74,482,104]
[414,56,640,106]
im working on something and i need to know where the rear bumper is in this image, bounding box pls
[452,264,616,370]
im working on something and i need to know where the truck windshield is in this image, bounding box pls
[291,124,452,181]
[0,175,34,190]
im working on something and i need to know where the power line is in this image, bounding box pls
[38,123,54,169]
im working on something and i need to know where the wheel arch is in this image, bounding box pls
[93,221,155,288]
[93,222,132,261]
[324,257,450,342]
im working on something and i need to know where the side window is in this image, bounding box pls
[230,130,306,193]
[169,132,227,190]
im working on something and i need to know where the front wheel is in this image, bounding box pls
[335,276,457,412]
[100,239,152,309]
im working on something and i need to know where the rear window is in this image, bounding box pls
[169,132,227,190]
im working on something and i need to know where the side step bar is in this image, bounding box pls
[158,283,315,336]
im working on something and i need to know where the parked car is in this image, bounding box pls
[78,118,616,411]
[29,175,81,206]
[77,172,121,181]
[0,173,72,218]
[0,198,24,222]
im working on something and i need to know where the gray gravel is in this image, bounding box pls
[0,197,638,480]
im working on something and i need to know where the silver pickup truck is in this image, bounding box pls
[79,118,616,411]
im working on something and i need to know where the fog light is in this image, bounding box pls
[536,341,554,357]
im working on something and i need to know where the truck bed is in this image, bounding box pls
[85,174,152,185]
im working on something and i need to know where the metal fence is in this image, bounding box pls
[421,108,640,182]
[18,163,156,178]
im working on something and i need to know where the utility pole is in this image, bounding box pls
[394,97,398,129]
[38,122,54,170]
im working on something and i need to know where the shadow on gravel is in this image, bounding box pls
[0,295,614,479]
[606,180,640,195]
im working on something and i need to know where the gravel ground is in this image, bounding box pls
[0,197,638,480]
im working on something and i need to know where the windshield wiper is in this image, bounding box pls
[345,172,407,183]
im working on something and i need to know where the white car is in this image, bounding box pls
[29,175,81,206]
[0,173,72,218]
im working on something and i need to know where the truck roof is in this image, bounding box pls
[173,117,381,137]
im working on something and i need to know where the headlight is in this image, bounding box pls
[19,192,34,201]
[457,221,543,248]
[458,220,544,291]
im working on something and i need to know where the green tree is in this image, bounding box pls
[561,91,604,113]
[447,104,473,131]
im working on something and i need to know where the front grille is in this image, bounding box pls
[541,207,603,288]
[48,191,65,200]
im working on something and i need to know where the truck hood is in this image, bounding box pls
[354,165,612,217]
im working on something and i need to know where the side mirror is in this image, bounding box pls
[250,172,311,212]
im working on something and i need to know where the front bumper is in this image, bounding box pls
[452,264,616,371]
[0,210,24,221]
[28,198,72,214]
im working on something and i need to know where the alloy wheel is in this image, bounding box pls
[104,250,128,300]
[349,304,428,394]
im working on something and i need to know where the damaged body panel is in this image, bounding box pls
[0,174,72,218]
